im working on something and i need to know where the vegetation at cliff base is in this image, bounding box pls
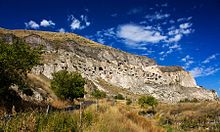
[91,89,106,99]
[51,70,86,100]
[0,40,42,94]
[138,96,158,108]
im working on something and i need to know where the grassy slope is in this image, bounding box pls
[0,28,105,48]
[0,100,165,132]
[27,73,57,99]
[1,97,220,131]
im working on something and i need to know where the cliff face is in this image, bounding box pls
[0,29,218,102]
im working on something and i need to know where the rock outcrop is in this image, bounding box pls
[0,28,218,102]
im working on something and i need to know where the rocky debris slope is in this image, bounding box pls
[0,28,218,102]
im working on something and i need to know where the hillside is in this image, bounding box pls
[0,28,218,103]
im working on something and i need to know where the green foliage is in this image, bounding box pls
[114,94,125,100]
[0,40,42,94]
[51,70,86,100]
[91,89,106,99]
[0,112,79,132]
[83,111,94,126]
[179,98,199,103]
[138,96,158,108]
[180,119,199,130]
[126,98,132,105]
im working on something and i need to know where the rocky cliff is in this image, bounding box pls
[0,28,218,102]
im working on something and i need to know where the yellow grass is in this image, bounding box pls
[27,73,57,100]
[50,100,70,109]
[0,28,107,48]
[84,100,165,132]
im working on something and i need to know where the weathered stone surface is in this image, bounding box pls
[0,29,218,102]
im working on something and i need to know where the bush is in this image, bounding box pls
[138,96,158,108]
[51,70,86,100]
[179,98,199,103]
[91,89,106,99]
[126,98,132,105]
[114,94,125,100]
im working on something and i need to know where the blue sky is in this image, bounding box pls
[0,0,220,94]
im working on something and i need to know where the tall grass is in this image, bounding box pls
[0,100,165,132]
[156,101,220,131]
[0,111,79,132]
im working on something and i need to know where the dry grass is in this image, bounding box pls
[0,99,165,132]
[3,98,220,131]
[27,73,57,99]
[85,100,165,132]
[50,100,70,109]
[0,28,106,48]
[97,78,140,99]
[156,101,220,131]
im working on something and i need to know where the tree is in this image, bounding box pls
[51,70,86,100]
[0,40,42,94]
[138,96,158,108]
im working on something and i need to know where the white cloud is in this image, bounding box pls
[58,28,65,33]
[181,55,194,69]
[25,20,39,29]
[80,15,90,26]
[180,22,192,29]
[117,24,167,44]
[166,22,193,43]
[202,54,219,64]
[87,9,194,60]
[87,27,117,45]
[181,55,191,62]
[167,34,182,43]
[68,15,90,30]
[169,44,181,50]
[97,38,105,44]
[70,18,81,30]
[40,19,55,27]
[190,67,220,77]
[145,12,170,21]
[177,17,192,22]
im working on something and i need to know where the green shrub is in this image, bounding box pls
[138,96,158,108]
[179,98,199,103]
[51,70,86,100]
[126,98,132,105]
[91,89,106,99]
[114,94,125,100]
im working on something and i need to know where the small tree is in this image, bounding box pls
[138,96,158,109]
[0,40,42,95]
[91,89,106,111]
[51,70,86,100]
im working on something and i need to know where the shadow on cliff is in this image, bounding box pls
[0,89,48,115]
